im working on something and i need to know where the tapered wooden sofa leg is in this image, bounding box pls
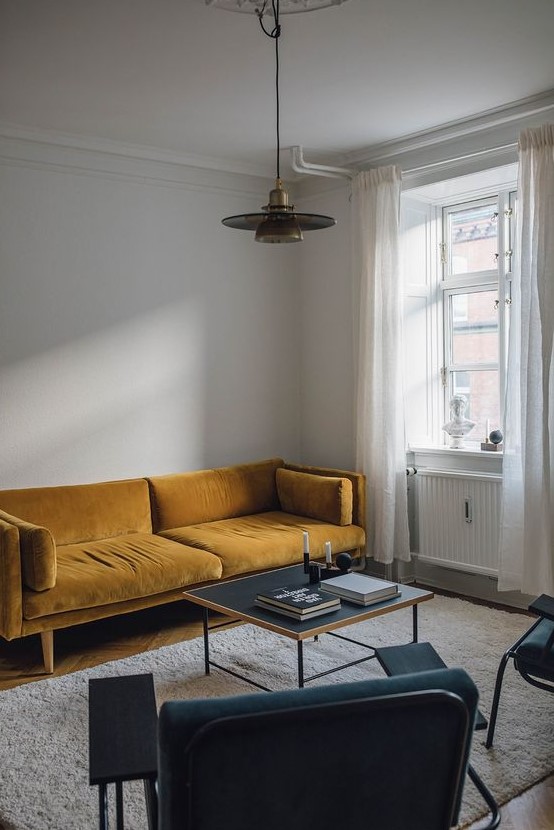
[41,630,54,674]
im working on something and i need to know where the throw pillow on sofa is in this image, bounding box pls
[276,469,353,526]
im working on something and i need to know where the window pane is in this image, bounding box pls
[448,203,498,274]
[451,290,498,364]
[452,370,500,442]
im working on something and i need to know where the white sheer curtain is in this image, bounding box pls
[352,167,410,565]
[498,124,554,595]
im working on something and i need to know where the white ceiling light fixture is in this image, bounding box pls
[206,0,350,15]
[209,0,344,243]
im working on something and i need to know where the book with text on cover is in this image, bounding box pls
[256,584,340,614]
[320,573,400,606]
[254,598,341,621]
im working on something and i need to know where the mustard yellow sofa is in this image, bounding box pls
[0,458,365,672]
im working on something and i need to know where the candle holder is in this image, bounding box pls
[307,552,352,584]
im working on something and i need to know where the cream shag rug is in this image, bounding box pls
[0,595,553,830]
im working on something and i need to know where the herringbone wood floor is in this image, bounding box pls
[0,597,553,829]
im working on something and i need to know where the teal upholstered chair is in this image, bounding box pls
[157,668,480,830]
[486,593,554,748]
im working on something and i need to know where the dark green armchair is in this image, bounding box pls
[157,668,480,830]
[486,593,554,748]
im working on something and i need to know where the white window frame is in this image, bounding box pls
[439,191,514,443]
[401,165,519,453]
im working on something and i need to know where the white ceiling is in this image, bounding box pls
[1,0,554,177]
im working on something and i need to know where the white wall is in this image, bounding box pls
[0,140,301,487]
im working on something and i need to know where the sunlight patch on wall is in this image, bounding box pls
[0,302,204,487]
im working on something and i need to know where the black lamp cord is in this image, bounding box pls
[257,0,281,180]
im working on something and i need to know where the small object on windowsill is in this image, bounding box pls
[481,442,503,452]
[442,394,475,449]
[482,428,503,451]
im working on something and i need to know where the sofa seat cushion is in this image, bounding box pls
[159,512,366,578]
[23,534,222,620]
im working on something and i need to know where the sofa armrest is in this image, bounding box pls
[0,518,23,640]
[0,509,56,591]
[283,462,366,530]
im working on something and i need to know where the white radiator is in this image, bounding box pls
[416,470,502,575]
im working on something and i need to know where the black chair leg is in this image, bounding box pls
[144,779,158,830]
[486,650,512,749]
[467,763,501,829]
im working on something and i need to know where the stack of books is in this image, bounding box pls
[320,573,400,606]
[255,584,341,621]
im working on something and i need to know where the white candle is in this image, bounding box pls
[303,531,309,554]
[325,541,332,564]
[486,419,491,441]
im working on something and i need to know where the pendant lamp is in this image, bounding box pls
[211,0,338,243]
[207,1,350,13]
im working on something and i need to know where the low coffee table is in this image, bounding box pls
[183,565,434,690]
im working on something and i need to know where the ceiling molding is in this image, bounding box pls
[1,90,553,194]
[297,90,554,193]
[0,122,271,181]
[0,131,271,198]
[339,90,554,170]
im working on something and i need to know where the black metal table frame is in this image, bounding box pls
[201,603,420,691]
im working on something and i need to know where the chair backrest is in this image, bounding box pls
[157,668,478,830]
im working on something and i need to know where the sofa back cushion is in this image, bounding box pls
[148,459,283,531]
[276,469,353,526]
[0,509,56,591]
[0,478,152,548]
[284,462,365,529]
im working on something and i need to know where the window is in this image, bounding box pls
[441,193,514,443]
[400,169,517,450]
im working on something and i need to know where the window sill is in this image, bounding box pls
[408,442,502,457]
[407,443,503,475]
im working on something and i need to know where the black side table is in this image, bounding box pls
[89,673,158,830]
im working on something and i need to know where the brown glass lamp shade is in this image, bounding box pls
[222,178,336,243]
